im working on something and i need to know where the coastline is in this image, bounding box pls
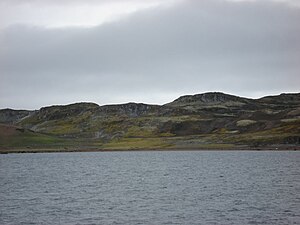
[1,145,299,154]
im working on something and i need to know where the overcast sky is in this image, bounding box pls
[1,0,299,109]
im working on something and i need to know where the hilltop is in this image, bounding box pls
[1,92,300,152]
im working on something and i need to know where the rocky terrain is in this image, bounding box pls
[1,92,300,152]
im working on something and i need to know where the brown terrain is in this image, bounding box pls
[0,92,299,153]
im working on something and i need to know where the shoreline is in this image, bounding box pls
[1,145,299,154]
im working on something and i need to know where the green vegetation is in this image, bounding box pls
[0,130,65,148]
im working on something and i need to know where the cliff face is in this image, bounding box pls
[168,92,251,105]
[97,103,161,117]
[0,109,35,124]
[1,92,300,150]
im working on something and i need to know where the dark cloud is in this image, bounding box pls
[1,0,300,109]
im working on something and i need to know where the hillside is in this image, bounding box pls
[1,92,300,152]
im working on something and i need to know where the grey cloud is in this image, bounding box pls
[1,0,300,109]
[0,0,159,5]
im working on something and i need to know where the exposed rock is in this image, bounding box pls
[97,103,160,117]
[38,102,99,120]
[0,109,35,124]
[167,92,251,106]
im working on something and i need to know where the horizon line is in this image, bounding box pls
[1,91,299,111]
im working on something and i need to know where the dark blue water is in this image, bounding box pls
[0,151,299,225]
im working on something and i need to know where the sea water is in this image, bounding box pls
[0,151,299,225]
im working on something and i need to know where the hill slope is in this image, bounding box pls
[1,92,300,151]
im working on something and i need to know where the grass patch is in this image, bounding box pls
[0,131,67,148]
[124,126,155,138]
